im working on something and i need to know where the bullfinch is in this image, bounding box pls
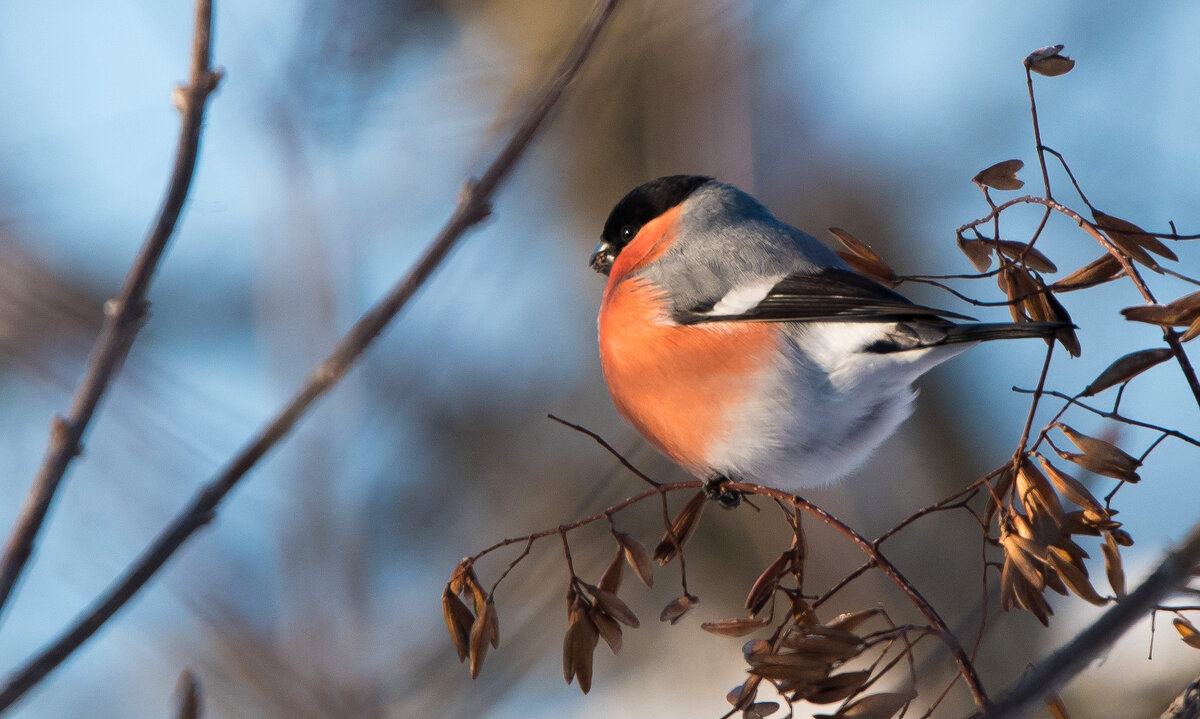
[589,175,1062,496]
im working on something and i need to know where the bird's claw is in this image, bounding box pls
[703,475,742,510]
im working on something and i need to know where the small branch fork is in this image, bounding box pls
[0,0,622,712]
[0,0,223,624]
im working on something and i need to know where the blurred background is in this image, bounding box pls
[1,1,1198,717]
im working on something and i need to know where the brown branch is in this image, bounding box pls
[1160,676,1200,719]
[0,0,622,711]
[0,0,222,624]
[972,520,1200,719]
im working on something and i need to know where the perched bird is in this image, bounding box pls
[590,175,1062,496]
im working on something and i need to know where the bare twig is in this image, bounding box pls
[0,0,222,623]
[0,0,621,711]
[973,521,1200,719]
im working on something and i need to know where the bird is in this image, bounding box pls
[589,175,1065,498]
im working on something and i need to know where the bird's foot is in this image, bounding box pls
[703,474,742,510]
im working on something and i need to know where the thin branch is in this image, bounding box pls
[0,0,622,711]
[0,0,222,624]
[973,520,1200,719]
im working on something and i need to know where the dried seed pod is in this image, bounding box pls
[1081,348,1174,397]
[653,491,707,565]
[1063,510,1102,537]
[1173,617,1200,649]
[815,689,917,719]
[591,605,623,654]
[1110,528,1134,546]
[1102,532,1126,597]
[442,586,475,663]
[998,265,1039,322]
[448,558,473,595]
[1093,210,1171,272]
[1052,254,1123,292]
[563,598,600,693]
[745,653,832,683]
[614,531,654,587]
[1121,304,1192,327]
[745,551,793,615]
[777,633,863,663]
[728,676,764,710]
[1056,424,1142,482]
[1037,455,1102,512]
[745,701,781,719]
[586,585,640,628]
[701,617,771,638]
[660,593,699,624]
[974,159,1026,191]
[830,227,897,287]
[985,465,1016,524]
[1000,531,1047,591]
[598,546,624,594]
[826,608,882,634]
[958,237,994,272]
[1047,546,1106,606]
[1044,292,1081,356]
[1182,317,1200,342]
[1046,692,1070,719]
[468,600,497,678]
[1095,210,1178,261]
[1017,457,1065,525]
[1026,45,1075,77]
[805,670,870,704]
[994,238,1056,272]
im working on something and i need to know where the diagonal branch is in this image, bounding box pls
[0,0,621,712]
[971,521,1200,719]
[0,0,222,624]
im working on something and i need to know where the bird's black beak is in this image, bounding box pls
[589,240,615,276]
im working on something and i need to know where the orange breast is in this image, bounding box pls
[598,276,778,476]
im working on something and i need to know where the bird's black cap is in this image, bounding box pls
[590,175,711,275]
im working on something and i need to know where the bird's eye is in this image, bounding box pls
[620,225,636,242]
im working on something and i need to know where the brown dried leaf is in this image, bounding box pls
[994,238,1056,272]
[831,227,898,288]
[1103,532,1126,597]
[1056,424,1142,482]
[599,546,624,594]
[1046,692,1070,719]
[591,606,623,654]
[442,586,474,663]
[806,670,870,704]
[563,603,599,693]
[587,585,640,628]
[1052,254,1123,292]
[660,593,699,624]
[826,608,883,634]
[653,491,707,565]
[958,237,994,272]
[816,690,917,719]
[974,159,1026,191]
[701,616,770,638]
[1026,45,1075,77]
[614,531,654,587]
[745,551,792,615]
[1174,617,1200,649]
[1082,348,1174,396]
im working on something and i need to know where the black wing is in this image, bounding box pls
[677,268,974,325]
